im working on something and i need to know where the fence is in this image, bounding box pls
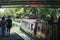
[39,21,58,40]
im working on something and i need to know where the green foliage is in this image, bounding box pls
[12,23,18,27]
[0,8,58,21]
[37,8,57,20]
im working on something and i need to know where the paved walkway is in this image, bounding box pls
[0,26,34,40]
[0,27,24,40]
[0,33,24,40]
[11,27,34,40]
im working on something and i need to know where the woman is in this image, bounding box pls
[1,16,7,37]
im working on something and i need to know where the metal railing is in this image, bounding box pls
[40,22,58,40]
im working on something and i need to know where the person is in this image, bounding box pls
[57,16,60,40]
[6,16,12,34]
[0,20,2,37]
[1,16,7,37]
[47,14,54,40]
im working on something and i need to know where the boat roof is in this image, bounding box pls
[22,19,37,23]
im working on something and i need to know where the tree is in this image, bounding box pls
[1,8,58,20]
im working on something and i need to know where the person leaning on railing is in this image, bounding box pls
[47,16,59,40]
[57,17,60,40]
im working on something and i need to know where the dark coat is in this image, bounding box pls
[6,18,12,28]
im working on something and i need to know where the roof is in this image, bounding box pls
[22,19,37,23]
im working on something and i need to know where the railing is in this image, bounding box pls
[40,22,58,40]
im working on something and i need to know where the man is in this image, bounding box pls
[6,16,12,34]
[57,17,60,40]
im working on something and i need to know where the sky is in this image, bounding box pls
[0,8,6,13]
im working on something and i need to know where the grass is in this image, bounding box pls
[12,23,18,27]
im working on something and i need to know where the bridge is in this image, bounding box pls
[0,0,59,7]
